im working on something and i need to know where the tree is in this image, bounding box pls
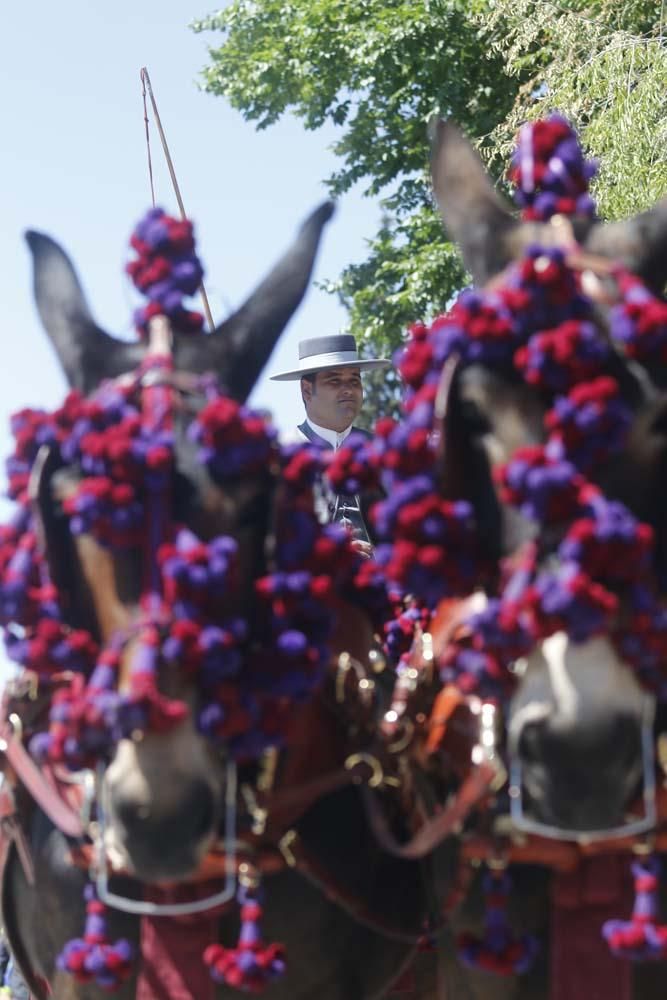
[483,0,667,221]
[193,0,667,422]
[192,0,522,421]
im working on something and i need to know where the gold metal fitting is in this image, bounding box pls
[278,829,298,868]
[336,652,352,703]
[632,836,655,857]
[421,632,434,663]
[238,861,260,889]
[257,747,279,794]
[336,652,375,707]
[344,752,384,788]
[386,718,415,755]
[368,648,387,674]
[241,784,268,837]
[24,672,39,701]
[8,714,23,744]
[657,733,667,780]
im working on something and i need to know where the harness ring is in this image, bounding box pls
[344,752,384,788]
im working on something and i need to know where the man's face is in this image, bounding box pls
[302,367,364,432]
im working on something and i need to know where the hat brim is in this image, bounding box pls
[269,358,392,381]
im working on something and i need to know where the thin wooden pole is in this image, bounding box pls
[140,67,216,333]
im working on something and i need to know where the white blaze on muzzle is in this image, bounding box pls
[508,632,657,842]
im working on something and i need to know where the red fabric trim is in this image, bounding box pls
[551,855,633,1000]
[135,883,224,1000]
[388,963,416,994]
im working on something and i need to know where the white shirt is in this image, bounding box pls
[304,418,352,450]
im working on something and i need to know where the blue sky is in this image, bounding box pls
[1,1,381,440]
[0,0,385,681]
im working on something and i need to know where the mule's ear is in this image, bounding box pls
[586,196,667,294]
[181,201,336,402]
[437,362,502,565]
[28,446,98,633]
[26,231,144,394]
[430,119,518,286]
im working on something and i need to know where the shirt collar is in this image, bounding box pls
[306,418,352,450]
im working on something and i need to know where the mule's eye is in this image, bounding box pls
[459,399,492,436]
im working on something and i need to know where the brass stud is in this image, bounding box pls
[368,649,387,674]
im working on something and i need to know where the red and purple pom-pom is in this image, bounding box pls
[509,114,598,222]
[127,207,205,336]
[457,869,539,976]
[603,856,667,961]
[203,884,286,992]
[57,885,133,991]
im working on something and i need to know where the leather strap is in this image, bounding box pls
[362,760,498,860]
[460,826,667,873]
[136,883,224,1000]
[551,855,633,1000]
[1,814,35,887]
[260,763,360,833]
[0,725,83,838]
[68,842,288,883]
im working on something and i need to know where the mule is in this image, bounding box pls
[419,120,667,998]
[0,205,441,1000]
[430,119,667,837]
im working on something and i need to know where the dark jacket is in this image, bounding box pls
[297,422,373,543]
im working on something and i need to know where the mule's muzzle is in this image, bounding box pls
[509,702,656,841]
[108,777,220,881]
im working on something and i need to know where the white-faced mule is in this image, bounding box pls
[0,206,440,1000]
[328,115,667,1000]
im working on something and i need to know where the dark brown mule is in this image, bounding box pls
[418,122,667,1000]
[0,206,442,1000]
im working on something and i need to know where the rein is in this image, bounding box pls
[139,66,215,332]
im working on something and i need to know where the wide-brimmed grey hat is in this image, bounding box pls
[269,335,391,381]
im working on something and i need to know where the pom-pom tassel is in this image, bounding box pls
[203,872,285,993]
[57,884,133,990]
[603,854,667,960]
[457,867,539,975]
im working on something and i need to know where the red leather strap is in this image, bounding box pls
[0,728,83,838]
[136,883,223,1000]
[363,759,498,860]
[388,963,417,995]
[551,855,633,1000]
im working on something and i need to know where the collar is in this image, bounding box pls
[305,418,352,450]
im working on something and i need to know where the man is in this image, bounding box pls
[270,334,391,554]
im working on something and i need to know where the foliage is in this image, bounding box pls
[193,0,521,419]
[482,0,667,221]
[193,0,667,420]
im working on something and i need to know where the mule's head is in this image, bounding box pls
[430,120,667,835]
[27,203,335,880]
